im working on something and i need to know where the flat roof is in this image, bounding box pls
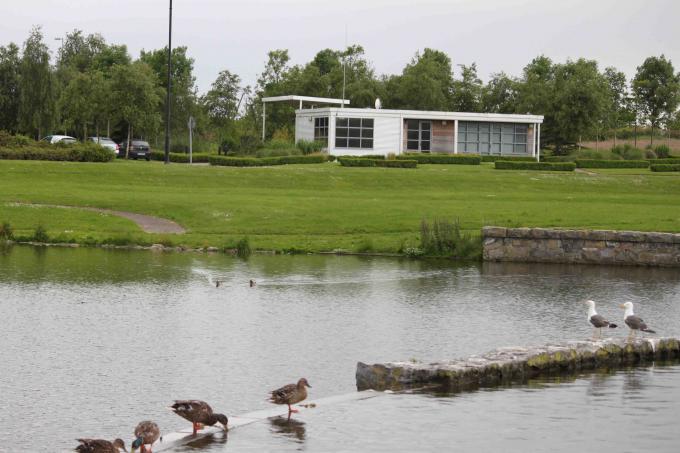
[296,106,543,123]
[263,95,349,106]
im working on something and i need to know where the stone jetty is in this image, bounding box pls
[356,337,680,391]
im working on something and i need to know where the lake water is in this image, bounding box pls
[1,245,679,452]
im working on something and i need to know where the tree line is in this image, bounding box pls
[1,26,679,154]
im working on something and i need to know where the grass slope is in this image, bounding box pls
[0,160,678,252]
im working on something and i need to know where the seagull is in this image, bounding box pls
[620,302,656,340]
[583,300,617,339]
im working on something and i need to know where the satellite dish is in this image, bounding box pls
[375,98,382,110]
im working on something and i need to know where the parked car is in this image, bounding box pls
[41,135,77,144]
[87,137,119,155]
[118,140,151,160]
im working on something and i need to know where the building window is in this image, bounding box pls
[458,122,528,155]
[406,120,431,151]
[335,118,374,149]
[314,117,328,144]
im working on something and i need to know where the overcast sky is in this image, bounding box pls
[2,0,679,94]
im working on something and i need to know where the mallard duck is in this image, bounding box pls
[131,421,160,453]
[75,438,127,453]
[269,378,311,413]
[169,400,229,435]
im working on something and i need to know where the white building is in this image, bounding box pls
[263,95,544,160]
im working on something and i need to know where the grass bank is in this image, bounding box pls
[0,160,678,254]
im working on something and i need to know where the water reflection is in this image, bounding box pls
[173,432,228,451]
[270,416,306,443]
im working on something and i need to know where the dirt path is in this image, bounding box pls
[7,203,186,234]
[575,168,598,176]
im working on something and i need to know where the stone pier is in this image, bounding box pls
[482,227,680,267]
[356,338,680,392]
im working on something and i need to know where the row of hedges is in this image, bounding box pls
[149,151,212,163]
[495,161,576,171]
[209,154,329,167]
[575,159,649,168]
[398,153,481,165]
[0,144,115,162]
[336,154,386,160]
[338,158,417,168]
[481,155,536,162]
[650,164,680,172]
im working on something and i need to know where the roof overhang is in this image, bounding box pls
[262,95,349,107]
[296,107,543,124]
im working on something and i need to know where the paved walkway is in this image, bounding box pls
[7,203,186,234]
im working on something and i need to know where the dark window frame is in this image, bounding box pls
[335,117,374,149]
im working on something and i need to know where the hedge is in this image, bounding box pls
[209,154,329,167]
[375,159,417,168]
[336,154,385,160]
[338,158,376,167]
[650,164,680,172]
[149,151,212,163]
[542,156,575,162]
[647,158,680,165]
[494,161,576,171]
[481,155,536,162]
[338,158,417,168]
[398,153,481,165]
[575,159,650,169]
[0,144,115,162]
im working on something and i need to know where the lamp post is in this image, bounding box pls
[164,0,173,164]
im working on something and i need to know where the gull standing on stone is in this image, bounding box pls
[583,300,617,339]
[620,302,656,340]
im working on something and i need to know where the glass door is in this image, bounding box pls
[406,120,431,152]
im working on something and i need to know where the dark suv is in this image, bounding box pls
[119,140,151,160]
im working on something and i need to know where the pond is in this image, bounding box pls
[1,245,679,452]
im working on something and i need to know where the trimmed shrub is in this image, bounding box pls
[338,158,376,167]
[611,144,644,160]
[209,154,328,167]
[0,143,115,162]
[375,159,417,168]
[650,164,680,172]
[150,151,212,163]
[649,158,680,165]
[653,144,671,158]
[495,161,576,171]
[542,156,575,162]
[296,139,325,155]
[575,159,649,169]
[399,153,481,165]
[481,155,536,162]
[337,154,385,160]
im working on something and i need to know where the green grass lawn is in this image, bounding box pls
[0,160,679,253]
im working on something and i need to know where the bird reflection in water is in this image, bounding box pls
[270,416,306,443]
[175,432,228,451]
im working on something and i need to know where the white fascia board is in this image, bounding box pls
[263,95,349,105]
[296,107,543,124]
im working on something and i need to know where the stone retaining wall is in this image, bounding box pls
[482,227,680,267]
[356,338,680,391]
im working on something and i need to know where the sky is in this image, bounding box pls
[2,0,679,94]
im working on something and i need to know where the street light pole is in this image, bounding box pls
[164,0,173,164]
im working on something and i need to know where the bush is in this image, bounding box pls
[578,149,613,160]
[0,131,32,147]
[575,159,649,169]
[649,158,680,164]
[653,144,671,158]
[481,155,536,162]
[542,156,575,162]
[149,151,212,163]
[0,221,13,240]
[399,153,481,165]
[375,159,417,168]
[33,225,49,243]
[0,143,115,162]
[296,139,325,155]
[266,138,295,150]
[419,218,481,259]
[611,144,644,160]
[255,148,301,158]
[338,158,376,167]
[650,164,680,172]
[495,161,576,171]
[236,237,251,258]
[644,149,658,159]
[209,154,328,167]
[337,154,385,160]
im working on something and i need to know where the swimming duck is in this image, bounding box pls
[269,378,311,413]
[75,438,127,453]
[169,400,229,435]
[131,421,160,453]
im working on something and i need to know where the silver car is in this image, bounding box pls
[88,137,120,155]
[41,135,77,144]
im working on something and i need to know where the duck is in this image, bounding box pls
[75,438,127,453]
[620,302,657,339]
[169,400,229,435]
[269,378,311,414]
[131,421,160,453]
[583,300,617,339]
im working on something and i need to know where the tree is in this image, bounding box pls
[632,55,680,145]
[109,62,163,156]
[203,69,242,127]
[0,43,21,132]
[603,67,635,145]
[386,48,454,110]
[257,49,291,92]
[481,72,518,113]
[56,30,106,73]
[58,70,109,140]
[18,27,54,139]
[451,63,483,112]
